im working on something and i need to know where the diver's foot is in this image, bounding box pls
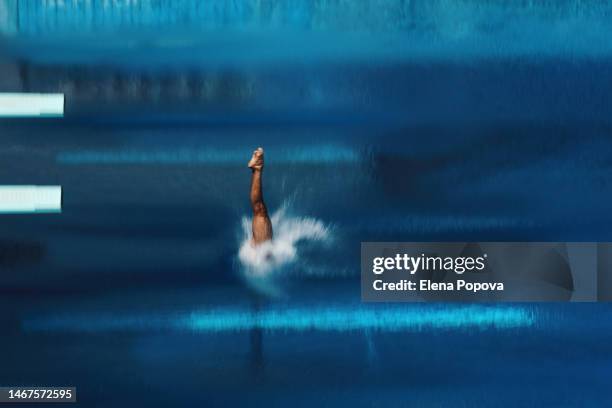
[248,147,264,170]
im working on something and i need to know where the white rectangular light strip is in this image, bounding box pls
[0,93,64,117]
[0,186,62,213]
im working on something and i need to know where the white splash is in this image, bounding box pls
[238,204,330,293]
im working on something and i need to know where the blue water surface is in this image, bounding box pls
[1,1,612,406]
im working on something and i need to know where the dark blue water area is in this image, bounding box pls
[3,2,612,405]
[2,86,612,405]
[2,294,612,407]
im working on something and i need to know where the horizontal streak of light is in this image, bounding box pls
[355,216,538,233]
[56,146,359,165]
[0,186,62,214]
[0,93,64,117]
[23,306,536,333]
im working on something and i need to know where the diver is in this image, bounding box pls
[248,147,273,245]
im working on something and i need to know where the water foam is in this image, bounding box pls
[237,204,330,294]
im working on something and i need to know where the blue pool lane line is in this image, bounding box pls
[23,306,536,333]
[56,146,359,165]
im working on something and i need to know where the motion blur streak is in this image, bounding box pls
[56,145,359,165]
[355,216,538,234]
[23,305,536,333]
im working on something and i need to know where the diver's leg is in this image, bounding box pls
[250,169,273,243]
[248,148,273,244]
